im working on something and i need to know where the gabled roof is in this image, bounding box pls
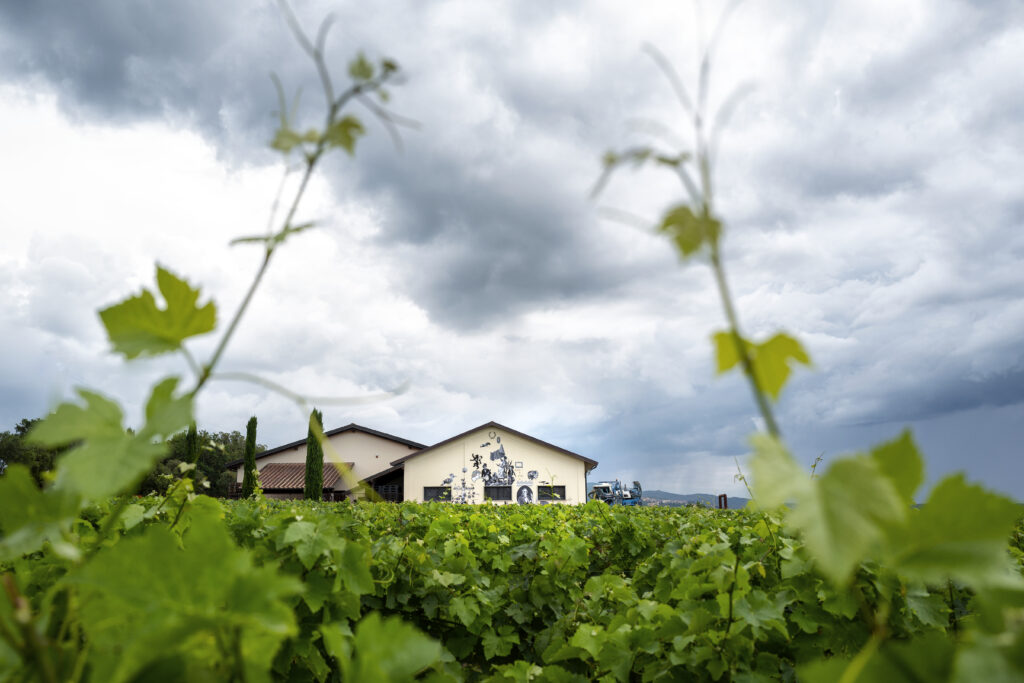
[389,421,598,472]
[226,423,425,469]
[256,462,351,490]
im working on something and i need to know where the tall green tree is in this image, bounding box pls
[304,408,324,501]
[185,422,199,479]
[241,416,258,498]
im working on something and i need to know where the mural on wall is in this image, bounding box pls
[432,431,562,504]
[432,431,564,504]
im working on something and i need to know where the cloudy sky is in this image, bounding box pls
[2,0,1022,500]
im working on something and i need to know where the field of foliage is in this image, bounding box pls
[2,493,1021,682]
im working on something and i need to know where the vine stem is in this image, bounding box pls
[709,246,781,438]
[3,574,58,683]
[724,551,740,635]
[687,22,781,441]
[839,622,887,683]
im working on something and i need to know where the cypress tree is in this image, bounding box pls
[303,408,324,501]
[185,422,199,479]
[241,416,258,498]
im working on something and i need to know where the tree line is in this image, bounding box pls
[0,416,265,497]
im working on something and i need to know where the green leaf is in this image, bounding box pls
[141,376,193,439]
[751,434,906,585]
[450,595,480,628]
[869,430,924,506]
[98,265,216,359]
[28,389,125,445]
[885,474,1024,587]
[482,626,520,660]
[658,204,721,258]
[732,589,790,639]
[790,456,906,586]
[752,333,811,400]
[569,624,604,659]
[800,632,955,683]
[71,506,300,683]
[431,569,466,587]
[0,465,80,561]
[324,115,365,155]
[713,330,745,374]
[271,126,303,153]
[337,539,375,596]
[349,53,374,81]
[30,385,189,501]
[748,434,810,509]
[713,331,811,400]
[332,612,442,682]
[905,587,950,628]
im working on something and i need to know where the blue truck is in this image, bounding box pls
[587,479,643,506]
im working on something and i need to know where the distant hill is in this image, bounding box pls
[644,490,750,509]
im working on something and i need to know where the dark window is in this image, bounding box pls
[484,486,512,501]
[538,485,566,501]
[423,486,451,501]
[374,483,403,503]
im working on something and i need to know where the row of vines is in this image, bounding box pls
[2,494,1021,682]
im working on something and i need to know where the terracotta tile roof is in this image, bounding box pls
[257,462,352,490]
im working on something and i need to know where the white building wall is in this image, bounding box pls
[402,426,588,504]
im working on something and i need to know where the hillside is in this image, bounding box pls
[644,489,751,509]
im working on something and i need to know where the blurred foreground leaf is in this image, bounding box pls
[71,501,300,683]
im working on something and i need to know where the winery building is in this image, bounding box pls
[227,421,597,504]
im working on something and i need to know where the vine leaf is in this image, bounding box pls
[29,382,192,501]
[70,504,300,683]
[324,115,365,155]
[348,53,374,81]
[0,465,81,561]
[323,612,441,682]
[99,265,216,359]
[799,631,955,683]
[750,434,906,586]
[869,430,923,507]
[142,377,193,440]
[713,331,811,400]
[884,475,1024,587]
[659,204,720,259]
[270,126,320,153]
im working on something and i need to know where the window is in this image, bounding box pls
[484,486,512,501]
[538,485,566,501]
[374,483,403,503]
[423,486,451,501]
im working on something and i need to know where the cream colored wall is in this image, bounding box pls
[403,427,588,505]
[234,430,419,491]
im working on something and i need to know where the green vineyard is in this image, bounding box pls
[2,492,1021,681]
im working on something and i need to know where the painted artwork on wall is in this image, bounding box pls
[431,431,564,504]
